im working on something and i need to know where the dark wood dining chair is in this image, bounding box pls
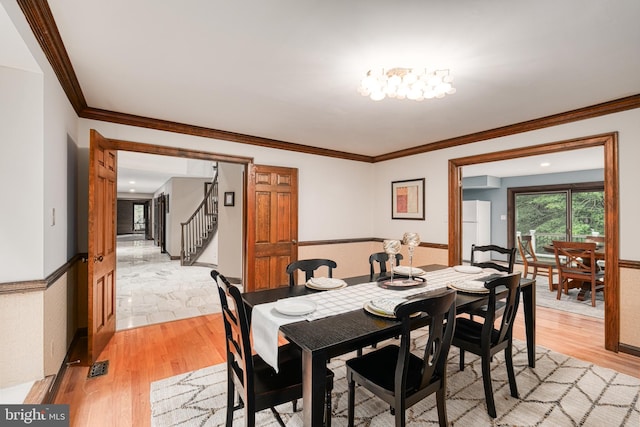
[211,270,334,426]
[552,240,604,307]
[346,289,457,427]
[452,272,522,418]
[517,235,555,291]
[470,244,516,273]
[368,252,403,281]
[286,258,337,287]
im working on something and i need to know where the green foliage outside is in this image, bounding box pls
[516,190,604,250]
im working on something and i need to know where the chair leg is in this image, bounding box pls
[347,374,356,427]
[591,279,597,307]
[226,375,235,426]
[436,386,448,427]
[547,266,554,292]
[505,344,519,398]
[325,380,332,427]
[556,277,564,300]
[459,349,465,371]
[292,399,297,412]
[481,354,497,418]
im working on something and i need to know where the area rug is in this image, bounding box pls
[150,332,639,426]
[534,277,604,319]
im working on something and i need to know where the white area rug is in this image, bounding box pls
[150,331,639,426]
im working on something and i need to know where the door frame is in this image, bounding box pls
[89,132,255,314]
[448,132,619,351]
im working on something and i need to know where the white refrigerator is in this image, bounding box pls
[462,200,491,262]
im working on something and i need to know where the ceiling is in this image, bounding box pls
[41,0,639,159]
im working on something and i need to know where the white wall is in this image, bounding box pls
[0,66,44,282]
[77,120,377,249]
[217,162,244,278]
[373,109,640,261]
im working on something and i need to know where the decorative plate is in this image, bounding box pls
[453,265,483,274]
[447,280,489,294]
[274,299,317,316]
[305,277,347,290]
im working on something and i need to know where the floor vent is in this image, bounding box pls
[88,360,109,378]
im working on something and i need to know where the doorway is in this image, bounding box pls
[449,133,619,351]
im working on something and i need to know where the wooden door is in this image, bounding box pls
[88,130,117,362]
[246,164,298,291]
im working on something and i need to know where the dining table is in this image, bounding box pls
[242,264,536,426]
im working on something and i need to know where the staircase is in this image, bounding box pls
[180,170,218,266]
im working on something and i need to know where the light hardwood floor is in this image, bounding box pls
[54,306,640,427]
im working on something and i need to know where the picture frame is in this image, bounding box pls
[224,191,235,206]
[391,178,425,220]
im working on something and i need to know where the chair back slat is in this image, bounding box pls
[394,290,457,395]
[553,240,598,280]
[286,258,337,286]
[212,270,255,399]
[471,244,516,273]
[482,273,521,346]
[368,252,403,281]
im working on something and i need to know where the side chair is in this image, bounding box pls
[368,252,403,281]
[346,289,457,427]
[470,244,516,273]
[452,272,522,418]
[552,240,604,307]
[286,258,337,287]
[211,270,334,426]
[517,235,555,291]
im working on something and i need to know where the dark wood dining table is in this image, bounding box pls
[242,264,536,426]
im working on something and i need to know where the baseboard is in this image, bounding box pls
[619,343,640,357]
[40,327,88,404]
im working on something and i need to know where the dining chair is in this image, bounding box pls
[346,289,457,427]
[517,235,555,291]
[452,272,522,418]
[211,270,335,426]
[585,235,606,270]
[368,252,404,281]
[552,240,604,307]
[470,244,516,273]
[286,258,337,287]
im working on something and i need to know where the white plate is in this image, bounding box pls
[453,265,483,274]
[393,266,426,276]
[448,280,489,294]
[306,277,347,290]
[274,299,317,316]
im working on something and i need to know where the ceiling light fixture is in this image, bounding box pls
[358,67,456,101]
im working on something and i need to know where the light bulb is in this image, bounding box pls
[370,91,385,101]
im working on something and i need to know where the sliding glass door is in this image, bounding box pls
[510,182,604,255]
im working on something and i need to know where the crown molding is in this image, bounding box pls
[17,1,640,163]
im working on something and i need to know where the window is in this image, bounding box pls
[133,203,146,232]
[508,182,604,255]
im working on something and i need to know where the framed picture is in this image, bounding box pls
[391,178,425,220]
[224,191,235,206]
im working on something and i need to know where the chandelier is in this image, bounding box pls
[358,67,456,101]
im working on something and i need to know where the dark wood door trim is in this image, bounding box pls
[448,132,619,352]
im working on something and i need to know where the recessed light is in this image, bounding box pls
[540,162,550,167]
[129,181,136,184]
[129,189,136,192]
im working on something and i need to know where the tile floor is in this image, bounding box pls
[116,234,223,331]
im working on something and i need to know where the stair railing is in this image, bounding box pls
[181,170,218,265]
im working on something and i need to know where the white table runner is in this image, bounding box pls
[251,267,500,371]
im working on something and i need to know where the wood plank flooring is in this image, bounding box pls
[54,306,640,427]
